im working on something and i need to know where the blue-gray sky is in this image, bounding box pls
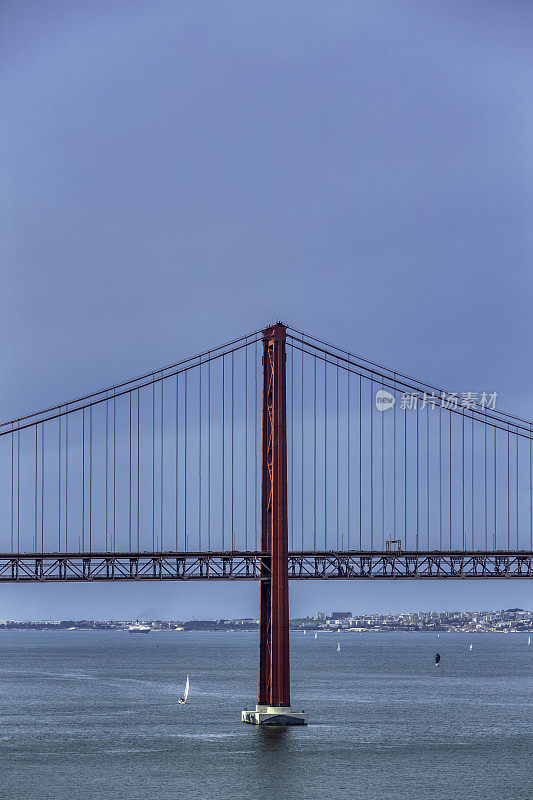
[1,1,532,618]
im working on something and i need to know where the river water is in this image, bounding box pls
[0,630,530,799]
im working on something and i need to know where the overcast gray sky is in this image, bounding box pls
[1,1,532,618]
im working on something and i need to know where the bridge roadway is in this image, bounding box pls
[0,550,531,581]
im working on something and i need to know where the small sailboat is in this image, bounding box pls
[336,642,341,652]
[303,630,306,635]
[528,636,531,646]
[469,643,473,651]
[434,652,440,667]
[178,675,190,705]
[314,632,318,640]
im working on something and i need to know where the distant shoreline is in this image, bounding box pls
[0,608,530,634]
[0,627,530,634]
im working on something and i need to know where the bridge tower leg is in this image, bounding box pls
[242,322,306,726]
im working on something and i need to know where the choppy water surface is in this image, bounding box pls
[0,630,530,800]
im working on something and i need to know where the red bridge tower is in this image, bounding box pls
[242,323,306,725]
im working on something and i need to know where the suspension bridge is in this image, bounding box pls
[1,322,531,723]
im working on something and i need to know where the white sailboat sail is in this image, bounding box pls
[183,675,190,702]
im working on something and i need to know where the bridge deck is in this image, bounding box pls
[0,551,530,581]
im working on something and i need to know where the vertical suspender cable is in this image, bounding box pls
[89,405,92,552]
[290,344,294,548]
[416,398,419,550]
[208,354,211,551]
[359,375,362,550]
[439,407,442,550]
[11,424,14,552]
[129,392,132,549]
[370,377,373,549]
[17,429,20,552]
[507,423,510,550]
[471,413,474,549]
[199,360,202,550]
[301,347,304,549]
[65,406,69,551]
[324,360,327,549]
[381,378,384,548]
[41,424,44,551]
[426,404,430,550]
[461,410,464,549]
[137,389,140,551]
[58,412,62,550]
[34,425,38,551]
[404,392,407,549]
[337,360,340,550]
[161,373,164,550]
[231,352,234,549]
[254,343,258,549]
[105,394,108,549]
[449,411,452,549]
[222,356,225,551]
[530,424,532,551]
[113,392,116,552]
[393,376,396,543]
[484,410,487,551]
[515,428,519,550]
[494,425,498,550]
[245,342,248,551]
[185,371,188,551]
[82,409,85,550]
[152,381,155,550]
[348,367,351,550]
[314,358,317,550]
[175,375,179,550]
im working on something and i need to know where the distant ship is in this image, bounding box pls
[127,623,151,633]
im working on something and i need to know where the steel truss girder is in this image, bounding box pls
[0,551,530,582]
[0,552,267,582]
[288,550,533,579]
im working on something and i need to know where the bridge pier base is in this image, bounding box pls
[242,705,306,726]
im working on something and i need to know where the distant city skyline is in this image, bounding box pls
[2,608,530,633]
